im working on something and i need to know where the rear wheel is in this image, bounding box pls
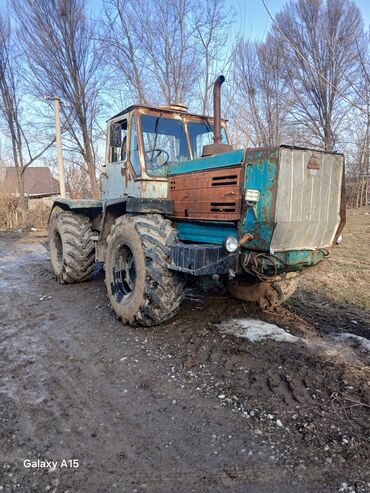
[105,214,184,326]
[228,274,299,310]
[48,211,96,283]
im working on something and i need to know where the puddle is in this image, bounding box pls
[217,318,300,343]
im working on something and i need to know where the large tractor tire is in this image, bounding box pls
[48,211,96,283]
[228,274,299,310]
[105,214,184,326]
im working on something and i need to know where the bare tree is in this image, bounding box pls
[138,0,200,105]
[193,0,232,115]
[65,160,91,199]
[0,13,55,205]
[355,27,370,207]
[269,0,363,151]
[12,0,103,198]
[231,36,292,147]
[344,27,370,208]
[103,0,232,110]
[102,0,148,104]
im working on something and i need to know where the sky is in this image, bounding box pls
[0,0,368,166]
[0,0,368,41]
[229,0,370,40]
[86,0,370,42]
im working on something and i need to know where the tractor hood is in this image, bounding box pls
[167,146,345,253]
[242,146,345,252]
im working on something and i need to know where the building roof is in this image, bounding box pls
[0,166,60,196]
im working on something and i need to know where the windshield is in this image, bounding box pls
[140,115,190,176]
[187,122,228,159]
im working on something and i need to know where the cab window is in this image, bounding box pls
[187,122,228,158]
[129,114,140,176]
[110,119,127,162]
[140,114,190,176]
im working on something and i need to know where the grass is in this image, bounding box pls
[299,207,370,310]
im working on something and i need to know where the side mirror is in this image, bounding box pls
[110,123,122,148]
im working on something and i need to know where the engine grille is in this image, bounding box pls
[168,166,243,220]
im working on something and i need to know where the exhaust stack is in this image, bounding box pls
[202,75,233,157]
[213,75,225,144]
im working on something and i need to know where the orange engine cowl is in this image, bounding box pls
[168,166,243,221]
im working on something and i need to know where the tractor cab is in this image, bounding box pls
[101,104,231,200]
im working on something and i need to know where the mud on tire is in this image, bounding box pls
[228,273,299,310]
[48,211,96,283]
[105,214,185,326]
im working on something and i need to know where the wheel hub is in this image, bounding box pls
[112,243,136,301]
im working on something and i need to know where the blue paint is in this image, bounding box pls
[168,149,245,175]
[241,248,325,272]
[275,249,325,266]
[175,220,238,244]
[241,149,279,251]
[171,147,280,251]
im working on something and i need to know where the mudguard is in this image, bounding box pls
[48,198,103,222]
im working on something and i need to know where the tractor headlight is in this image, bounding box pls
[224,236,238,253]
[245,189,260,203]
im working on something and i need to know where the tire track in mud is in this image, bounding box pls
[0,238,274,491]
[1,232,369,492]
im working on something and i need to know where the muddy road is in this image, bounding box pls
[0,231,369,493]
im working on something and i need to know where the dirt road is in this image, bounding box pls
[0,229,369,493]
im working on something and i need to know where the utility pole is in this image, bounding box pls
[53,96,66,198]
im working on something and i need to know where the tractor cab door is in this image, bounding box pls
[101,118,128,200]
[102,114,141,199]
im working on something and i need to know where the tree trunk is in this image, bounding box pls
[14,165,27,210]
[79,112,99,199]
[83,133,99,199]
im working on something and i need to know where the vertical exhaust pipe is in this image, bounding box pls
[201,74,232,156]
[213,75,225,144]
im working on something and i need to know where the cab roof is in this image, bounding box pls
[108,104,228,123]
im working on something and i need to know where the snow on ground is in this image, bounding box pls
[217,318,300,343]
[332,333,370,352]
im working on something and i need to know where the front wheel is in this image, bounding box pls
[227,274,299,310]
[104,214,184,326]
[48,211,96,283]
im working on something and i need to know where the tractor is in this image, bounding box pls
[48,75,345,326]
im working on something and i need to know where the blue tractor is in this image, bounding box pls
[48,76,345,326]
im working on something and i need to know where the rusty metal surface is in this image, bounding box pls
[333,161,346,245]
[104,106,231,190]
[213,75,225,144]
[168,166,243,220]
[199,75,233,157]
[107,104,229,124]
[201,142,233,157]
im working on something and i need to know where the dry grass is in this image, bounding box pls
[0,194,50,231]
[1,195,369,312]
[299,207,370,310]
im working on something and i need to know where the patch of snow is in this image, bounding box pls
[332,333,370,352]
[218,318,300,343]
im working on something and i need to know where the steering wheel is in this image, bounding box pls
[144,148,169,168]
